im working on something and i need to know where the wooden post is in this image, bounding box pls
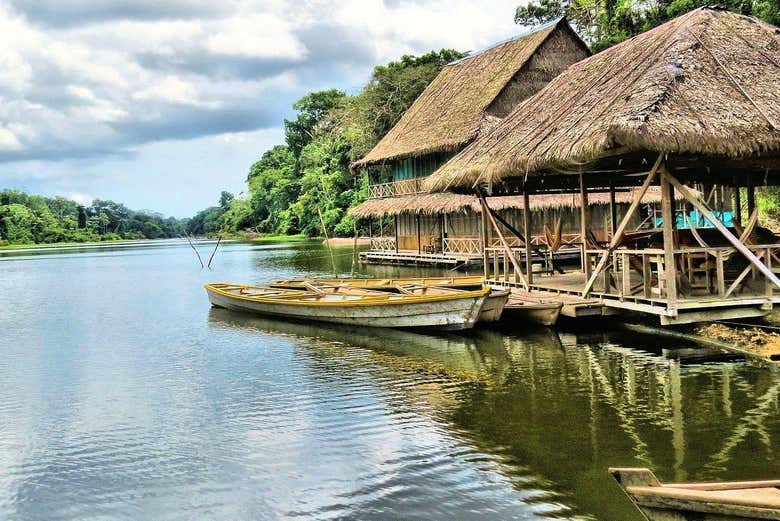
[660,170,678,314]
[523,190,533,285]
[416,214,421,254]
[394,216,399,253]
[665,170,780,290]
[478,190,528,290]
[747,175,756,217]
[579,173,590,277]
[581,154,663,297]
[480,209,489,279]
[609,181,617,238]
[733,177,742,226]
[438,214,444,253]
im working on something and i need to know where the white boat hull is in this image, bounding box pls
[206,287,486,331]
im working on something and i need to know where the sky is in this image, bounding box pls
[0,0,523,217]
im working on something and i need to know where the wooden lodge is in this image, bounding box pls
[350,18,590,266]
[350,188,686,267]
[424,7,780,325]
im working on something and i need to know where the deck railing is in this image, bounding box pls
[443,237,482,255]
[367,178,425,199]
[581,244,780,303]
[369,236,397,251]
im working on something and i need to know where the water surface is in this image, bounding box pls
[0,240,778,520]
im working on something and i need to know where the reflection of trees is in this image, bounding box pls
[207,310,780,521]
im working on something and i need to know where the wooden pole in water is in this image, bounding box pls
[665,170,780,290]
[523,190,533,285]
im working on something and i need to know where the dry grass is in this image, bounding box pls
[349,185,683,218]
[696,323,780,360]
[353,19,589,169]
[425,8,780,192]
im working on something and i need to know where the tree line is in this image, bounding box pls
[0,189,190,246]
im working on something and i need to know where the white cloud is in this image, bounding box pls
[63,191,94,205]
[0,127,22,151]
[0,0,524,213]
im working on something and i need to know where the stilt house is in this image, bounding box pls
[350,18,590,266]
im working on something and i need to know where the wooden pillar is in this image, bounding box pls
[747,174,756,217]
[579,173,591,278]
[609,181,617,238]
[416,214,421,254]
[660,169,678,315]
[733,176,742,226]
[480,209,489,279]
[523,190,533,285]
[394,216,399,253]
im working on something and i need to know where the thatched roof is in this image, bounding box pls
[352,18,589,169]
[424,8,780,192]
[349,186,677,218]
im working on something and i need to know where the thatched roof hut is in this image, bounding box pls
[349,186,678,218]
[424,8,780,193]
[352,18,590,170]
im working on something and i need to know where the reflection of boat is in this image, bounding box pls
[503,295,563,326]
[270,277,509,324]
[610,468,780,520]
[204,282,489,331]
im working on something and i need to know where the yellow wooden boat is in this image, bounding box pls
[611,468,780,520]
[204,282,490,331]
[270,277,508,323]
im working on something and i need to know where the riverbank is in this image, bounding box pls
[0,238,153,251]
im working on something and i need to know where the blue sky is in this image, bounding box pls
[0,0,521,216]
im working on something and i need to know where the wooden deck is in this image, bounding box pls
[359,249,483,267]
[490,271,780,324]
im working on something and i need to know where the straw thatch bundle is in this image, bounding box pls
[352,18,589,169]
[424,8,780,192]
[349,186,677,218]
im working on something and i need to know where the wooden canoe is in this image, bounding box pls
[502,294,563,326]
[204,283,489,331]
[271,277,508,323]
[610,467,780,520]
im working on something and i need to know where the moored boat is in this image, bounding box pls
[610,467,780,520]
[503,294,563,326]
[271,277,509,324]
[204,282,490,331]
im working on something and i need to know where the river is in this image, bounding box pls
[0,240,778,520]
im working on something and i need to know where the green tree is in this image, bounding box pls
[0,204,37,243]
[284,89,346,157]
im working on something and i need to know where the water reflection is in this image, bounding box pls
[210,310,780,521]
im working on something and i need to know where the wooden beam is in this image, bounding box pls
[609,181,617,237]
[747,174,756,217]
[523,190,533,284]
[416,214,421,254]
[480,207,489,279]
[665,170,780,290]
[394,216,399,253]
[581,155,663,297]
[733,176,742,226]
[579,173,590,277]
[478,190,528,290]
[660,170,678,314]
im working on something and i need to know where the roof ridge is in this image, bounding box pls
[446,17,564,66]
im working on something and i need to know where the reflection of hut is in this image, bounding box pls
[350,18,590,266]
[350,187,688,265]
[424,8,780,325]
